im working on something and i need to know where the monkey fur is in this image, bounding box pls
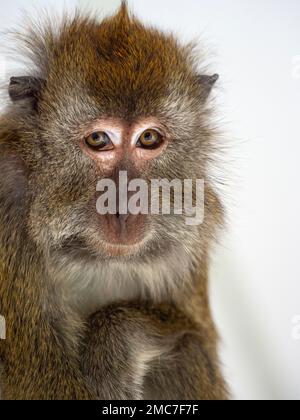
[0,2,229,400]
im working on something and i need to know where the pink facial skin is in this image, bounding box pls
[79,117,169,173]
[77,117,170,256]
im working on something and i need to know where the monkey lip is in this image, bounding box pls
[101,240,146,257]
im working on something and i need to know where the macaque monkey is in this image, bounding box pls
[0,2,229,400]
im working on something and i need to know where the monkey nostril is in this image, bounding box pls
[115,213,131,231]
[109,212,131,237]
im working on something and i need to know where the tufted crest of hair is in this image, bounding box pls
[6,1,216,120]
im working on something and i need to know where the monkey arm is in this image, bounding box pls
[144,328,230,400]
[0,308,96,400]
[81,302,229,401]
[0,265,98,400]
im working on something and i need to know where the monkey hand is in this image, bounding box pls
[80,302,229,400]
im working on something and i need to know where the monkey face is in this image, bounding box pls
[27,109,205,263]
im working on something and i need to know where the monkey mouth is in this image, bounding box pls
[99,239,149,258]
[93,213,152,257]
[101,213,145,243]
[54,223,153,260]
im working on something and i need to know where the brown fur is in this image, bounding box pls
[0,2,229,400]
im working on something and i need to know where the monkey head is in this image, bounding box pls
[4,3,223,306]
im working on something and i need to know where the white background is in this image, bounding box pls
[1,0,299,400]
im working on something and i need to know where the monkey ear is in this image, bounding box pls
[9,76,43,105]
[197,74,219,101]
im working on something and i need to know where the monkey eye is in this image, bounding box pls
[137,129,164,150]
[85,131,113,151]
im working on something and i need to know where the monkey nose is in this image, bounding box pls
[115,212,130,236]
